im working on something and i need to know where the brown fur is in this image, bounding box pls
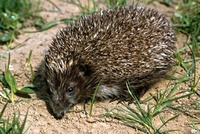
[45,6,176,118]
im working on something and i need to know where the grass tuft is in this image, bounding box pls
[0,0,44,44]
[0,102,30,134]
[173,0,200,57]
[104,81,183,133]
[0,54,36,103]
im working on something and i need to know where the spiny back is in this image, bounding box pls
[46,6,176,79]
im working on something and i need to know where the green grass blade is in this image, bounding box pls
[0,74,8,87]
[46,0,61,11]
[89,81,101,116]
[18,87,35,94]
[0,127,6,134]
[191,120,200,133]
[19,108,30,134]
[25,50,33,67]
[39,20,59,32]
[158,114,179,131]
[18,83,37,94]
[0,102,8,118]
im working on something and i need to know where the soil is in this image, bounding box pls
[0,0,199,134]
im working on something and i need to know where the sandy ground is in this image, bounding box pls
[0,0,199,134]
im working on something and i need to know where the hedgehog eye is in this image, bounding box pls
[66,86,74,93]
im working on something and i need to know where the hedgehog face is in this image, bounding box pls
[46,62,92,118]
[47,79,82,118]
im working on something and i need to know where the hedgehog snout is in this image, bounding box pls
[49,95,75,118]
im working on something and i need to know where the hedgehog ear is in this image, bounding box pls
[78,64,92,76]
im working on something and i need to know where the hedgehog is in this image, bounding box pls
[45,6,176,118]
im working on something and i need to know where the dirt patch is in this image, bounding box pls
[0,0,199,134]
